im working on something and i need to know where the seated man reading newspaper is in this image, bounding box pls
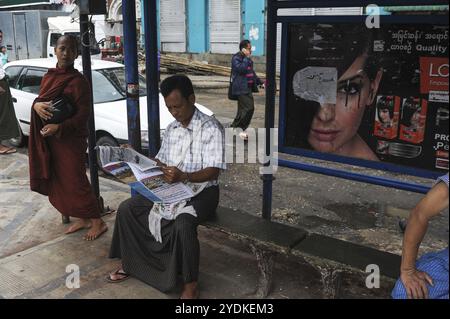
[106,75,225,299]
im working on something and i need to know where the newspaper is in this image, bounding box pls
[98,145,157,172]
[97,146,205,204]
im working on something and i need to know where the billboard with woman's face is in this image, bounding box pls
[281,20,448,175]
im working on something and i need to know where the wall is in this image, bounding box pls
[187,0,208,53]
[242,0,265,56]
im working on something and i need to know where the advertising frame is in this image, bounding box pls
[278,14,449,180]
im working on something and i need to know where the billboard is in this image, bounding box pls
[281,20,449,174]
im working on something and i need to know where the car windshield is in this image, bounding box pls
[98,67,147,97]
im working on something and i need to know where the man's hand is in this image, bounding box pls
[34,102,54,121]
[400,268,433,299]
[40,124,60,137]
[161,166,185,184]
[242,47,251,57]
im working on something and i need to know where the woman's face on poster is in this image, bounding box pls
[307,55,381,154]
[379,108,391,124]
[409,109,422,129]
[412,110,421,123]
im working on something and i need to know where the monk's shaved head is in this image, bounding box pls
[54,34,79,67]
[56,34,78,54]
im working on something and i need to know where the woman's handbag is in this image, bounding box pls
[46,95,75,124]
[228,73,238,101]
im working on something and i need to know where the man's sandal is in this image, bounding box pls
[106,268,130,283]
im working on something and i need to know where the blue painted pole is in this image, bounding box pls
[275,0,449,9]
[278,159,431,194]
[140,0,145,48]
[122,0,142,153]
[262,0,277,220]
[143,0,161,157]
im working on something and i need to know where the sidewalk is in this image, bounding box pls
[161,74,229,89]
[0,152,325,299]
[1,82,447,299]
[1,111,448,299]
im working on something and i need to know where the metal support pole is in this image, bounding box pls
[278,159,431,194]
[143,0,161,157]
[123,0,142,153]
[80,14,100,202]
[262,0,277,220]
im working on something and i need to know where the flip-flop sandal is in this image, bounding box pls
[0,147,17,155]
[106,269,130,283]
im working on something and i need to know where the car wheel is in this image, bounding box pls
[9,127,26,147]
[95,135,119,172]
[96,135,119,147]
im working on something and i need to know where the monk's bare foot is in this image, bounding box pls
[65,218,91,234]
[84,218,108,241]
[180,282,199,299]
[0,144,16,154]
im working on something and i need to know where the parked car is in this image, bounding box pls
[3,58,213,148]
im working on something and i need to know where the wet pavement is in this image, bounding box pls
[196,87,448,256]
[0,152,327,299]
[0,81,447,299]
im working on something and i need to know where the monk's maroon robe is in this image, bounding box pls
[29,64,101,219]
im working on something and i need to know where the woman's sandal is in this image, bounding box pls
[106,268,130,283]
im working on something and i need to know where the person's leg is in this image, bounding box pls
[0,143,16,154]
[177,187,219,299]
[65,218,91,234]
[108,195,154,280]
[174,214,200,299]
[392,248,449,299]
[415,248,449,299]
[85,218,108,241]
[239,93,255,131]
[230,97,245,128]
[46,136,106,240]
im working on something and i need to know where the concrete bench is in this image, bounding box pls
[202,206,402,298]
[203,206,307,298]
[62,192,401,297]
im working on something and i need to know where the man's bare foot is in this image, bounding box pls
[106,267,130,283]
[84,218,108,241]
[180,282,199,299]
[65,218,91,234]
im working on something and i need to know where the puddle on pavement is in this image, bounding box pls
[320,203,379,229]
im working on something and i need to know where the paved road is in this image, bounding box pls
[0,84,447,299]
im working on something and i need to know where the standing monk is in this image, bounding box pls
[28,35,107,240]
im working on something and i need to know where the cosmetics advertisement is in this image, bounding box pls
[282,22,448,173]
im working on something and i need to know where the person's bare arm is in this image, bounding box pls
[400,181,449,299]
[161,166,220,184]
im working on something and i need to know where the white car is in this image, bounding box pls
[3,58,213,148]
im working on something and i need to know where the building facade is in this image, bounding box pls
[155,0,364,72]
